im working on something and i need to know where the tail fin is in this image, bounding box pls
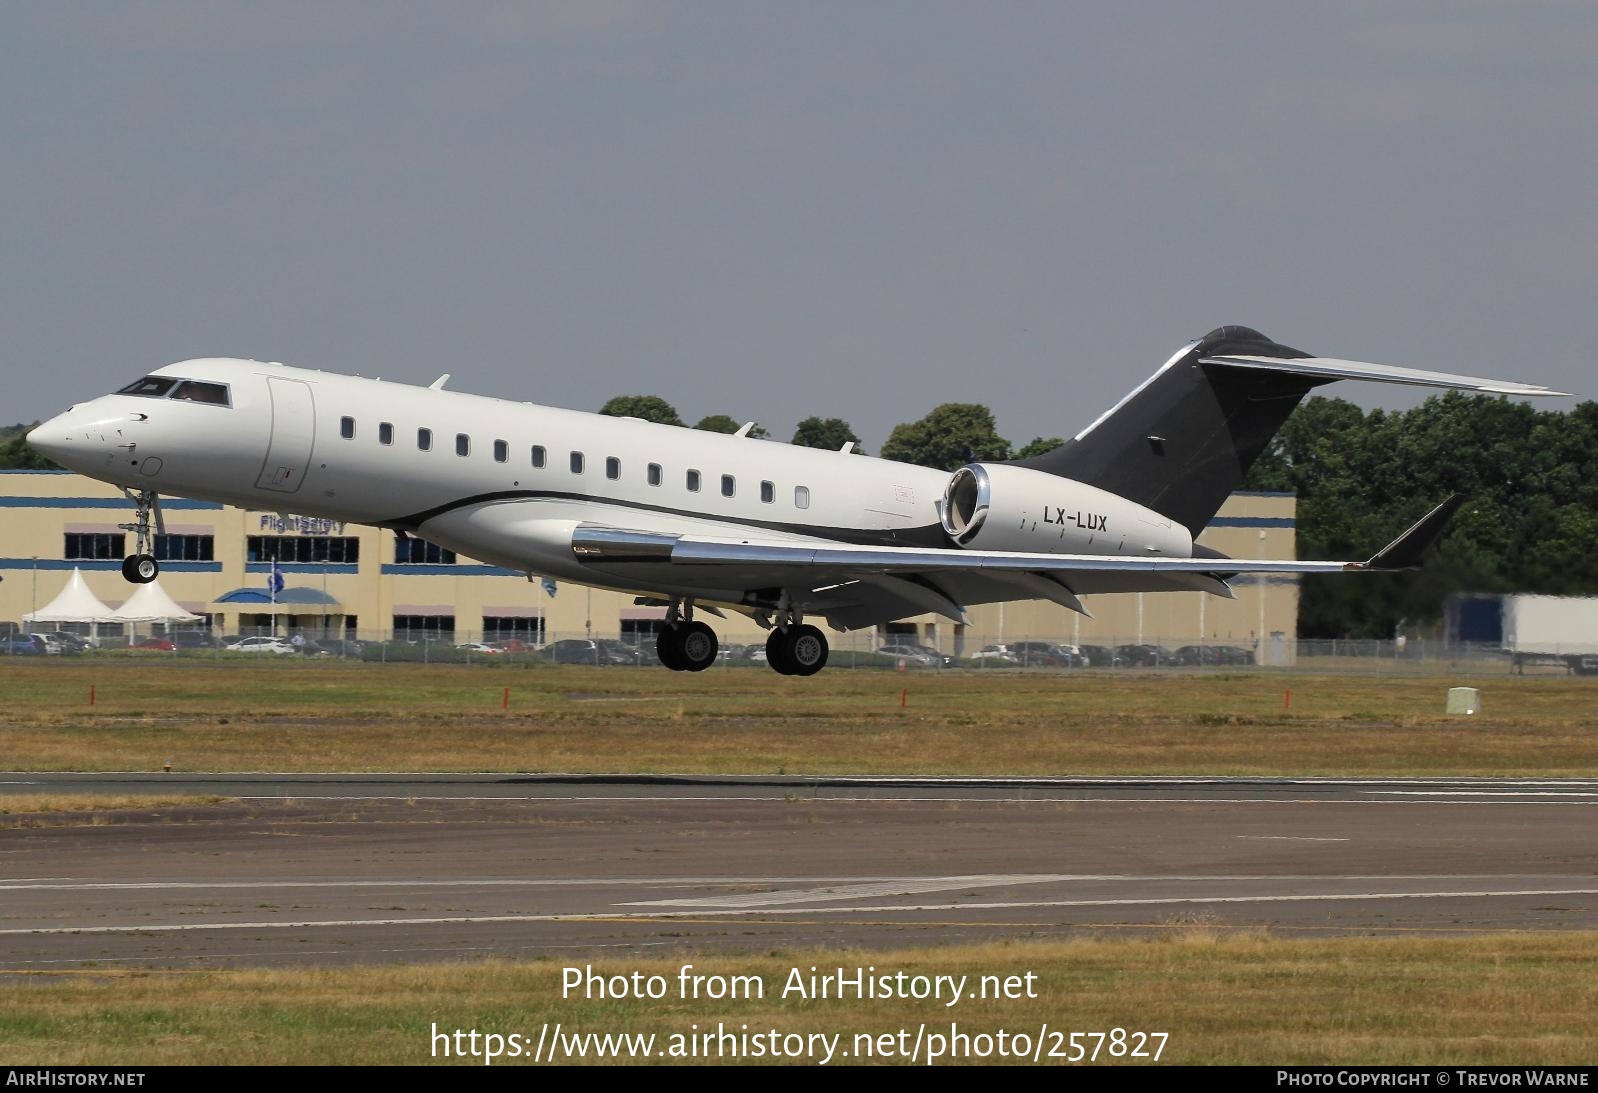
[1014,325,1568,536]
[1013,326,1319,535]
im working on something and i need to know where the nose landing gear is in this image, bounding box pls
[118,487,162,584]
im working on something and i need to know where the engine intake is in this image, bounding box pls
[938,462,1193,557]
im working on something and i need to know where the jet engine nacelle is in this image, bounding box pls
[939,463,1194,557]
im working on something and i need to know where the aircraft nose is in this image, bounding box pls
[26,406,141,470]
[25,415,72,461]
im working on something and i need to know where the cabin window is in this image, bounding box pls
[116,376,177,398]
[169,380,231,406]
[378,422,394,445]
[721,474,735,498]
[417,428,433,451]
[647,463,662,486]
[340,416,355,440]
[456,433,470,457]
[570,451,585,474]
[531,445,546,468]
[686,469,701,492]
[760,480,774,504]
[605,456,621,480]
[493,439,508,463]
[794,485,811,509]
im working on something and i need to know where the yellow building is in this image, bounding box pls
[0,470,1297,659]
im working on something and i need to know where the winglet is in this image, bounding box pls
[1362,495,1466,570]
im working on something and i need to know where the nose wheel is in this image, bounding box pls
[117,487,163,584]
[121,554,159,584]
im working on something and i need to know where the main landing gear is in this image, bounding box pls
[656,599,719,672]
[654,597,830,675]
[765,623,828,677]
[118,487,162,584]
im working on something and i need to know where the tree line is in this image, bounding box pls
[10,392,1596,638]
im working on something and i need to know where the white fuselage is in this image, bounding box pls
[28,358,1195,611]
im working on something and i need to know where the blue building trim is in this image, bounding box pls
[244,562,359,575]
[1,496,224,509]
[381,563,521,576]
[0,559,222,573]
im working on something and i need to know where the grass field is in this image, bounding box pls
[4,933,1595,1065]
[0,660,1595,776]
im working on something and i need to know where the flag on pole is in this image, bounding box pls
[541,577,558,597]
[269,562,285,595]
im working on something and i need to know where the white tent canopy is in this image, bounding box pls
[106,579,202,624]
[22,568,115,625]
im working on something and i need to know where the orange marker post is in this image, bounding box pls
[1285,688,1291,710]
[900,687,908,708]
[503,687,510,710]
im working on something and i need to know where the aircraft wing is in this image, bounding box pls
[572,496,1464,628]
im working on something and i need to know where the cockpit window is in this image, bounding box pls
[117,376,178,398]
[170,380,231,406]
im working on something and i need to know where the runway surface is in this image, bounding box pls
[3,773,1597,969]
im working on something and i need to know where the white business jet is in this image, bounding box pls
[27,326,1566,675]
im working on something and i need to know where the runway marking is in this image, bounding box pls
[0,877,912,893]
[0,872,1566,894]
[624,874,1083,908]
[226,794,1598,806]
[1368,791,1598,798]
[6,887,1598,936]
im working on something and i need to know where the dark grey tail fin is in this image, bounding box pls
[1012,326,1325,535]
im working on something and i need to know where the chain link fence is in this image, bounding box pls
[14,622,1597,676]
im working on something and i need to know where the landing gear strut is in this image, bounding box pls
[764,594,828,675]
[656,599,718,672]
[118,487,162,584]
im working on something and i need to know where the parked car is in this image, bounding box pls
[541,638,635,666]
[171,630,216,649]
[977,641,1082,667]
[2,635,49,655]
[317,638,367,658]
[875,643,942,667]
[28,633,67,655]
[455,642,503,656]
[225,636,299,656]
[1077,644,1125,668]
[44,630,96,652]
[1214,645,1256,666]
[1115,643,1174,667]
[133,636,176,651]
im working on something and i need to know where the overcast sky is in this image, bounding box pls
[4,3,1593,449]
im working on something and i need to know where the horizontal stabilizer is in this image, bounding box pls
[1362,494,1465,571]
[1199,355,1571,397]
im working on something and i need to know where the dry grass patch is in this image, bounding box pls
[0,794,233,827]
[2,933,1596,1064]
[0,661,1595,776]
